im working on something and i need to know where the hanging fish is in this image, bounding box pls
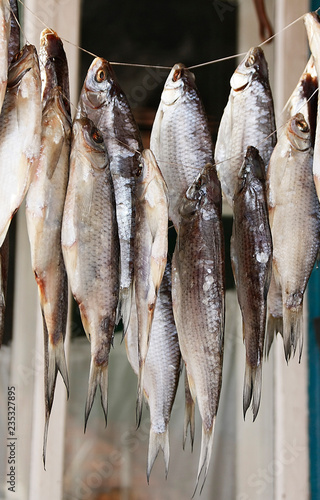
[172,163,224,494]
[134,148,169,424]
[150,63,213,230]
[215,46,276,207]
[126,261,181,482]
[304,12,320,199]
[267,113,320,361]
[0,44,42,248]
[25,29,71,466]
[76,57,143,335]
[61,117,120,429]
[231,146,272,420]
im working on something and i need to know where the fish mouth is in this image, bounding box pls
[230,70,251,92]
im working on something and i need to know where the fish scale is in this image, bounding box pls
[150,63,213,230]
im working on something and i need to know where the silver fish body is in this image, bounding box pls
[172,163,224,493]
[76,57,143,334]
[231,146,272,420]
[126,262,181,481]
[150,63,213,229]
[0,44,42,247]
[8,0,19,63]
[61,117,120,428]
[134,148,169,423]
[25,29,71,465]
[215,47,276,207]
[0,0,11,112]
[267,113,320,361]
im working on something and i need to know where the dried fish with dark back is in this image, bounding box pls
[172,163,224,493]
[231,146,272,420]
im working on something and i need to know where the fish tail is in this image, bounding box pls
[192,423,215,497]
[283,305,303,362]
[147,429,169,483]
[84,361,108,432]
[118,286,133,339]
[265,313,283,358]
[47,340,69,408]
[183,372,195,451]
[136,361,145,428]
[42,415,50,470]
[243,360,262,421]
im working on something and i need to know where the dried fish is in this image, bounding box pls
[134,149,168,424]
[126,261,180,481]
[150,63,213,229]
[61,117,119,429]
[172,163,224,493]
[231,146,272,420]
[25,29,71,465]
[267,113,320,361]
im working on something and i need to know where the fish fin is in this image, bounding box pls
[314,173,320,203]
[265,314,283,358]
[47,340,69,406]
[183,370,195,451]
[283,305,303,362]
[147,429,169,483]
[42,415,49,470]
[192,423,215,497]
[119,286,133,339]
[136,361,145,428]
[84,361,108,432]
[243,361,262,421]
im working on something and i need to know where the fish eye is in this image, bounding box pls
[245,54,255,67]
[91,128,104,144]
[135,163,143,177]
[96,68,106,83]
[173,69,183,82]
[296,119,309,133]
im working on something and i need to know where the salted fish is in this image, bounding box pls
[25,29,71,464]
[61,117,120,429]
[76,58,143,334]
[8,0,19,63]
[267,113,320,361]
[172,163,224,493]
[0,0,11,112]
[231,146,272,420]
[134,148,169,423]
[150,63,213,229]
[126,261,181,481]
[0,44,42,248]
[215,46,276,207]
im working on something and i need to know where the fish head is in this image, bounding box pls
[73,117,109,170]
[80,57,121,111]
[8,44,39,89]
[238,146,266,184]
[231,47,268,92]
[42,86,72,128]
[39,28,70,115]
[135,149,167,198]
[161,63,196,106]
[286,113,311,151]
[180,163,221,218]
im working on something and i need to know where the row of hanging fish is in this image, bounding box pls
[1,1,320,493]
